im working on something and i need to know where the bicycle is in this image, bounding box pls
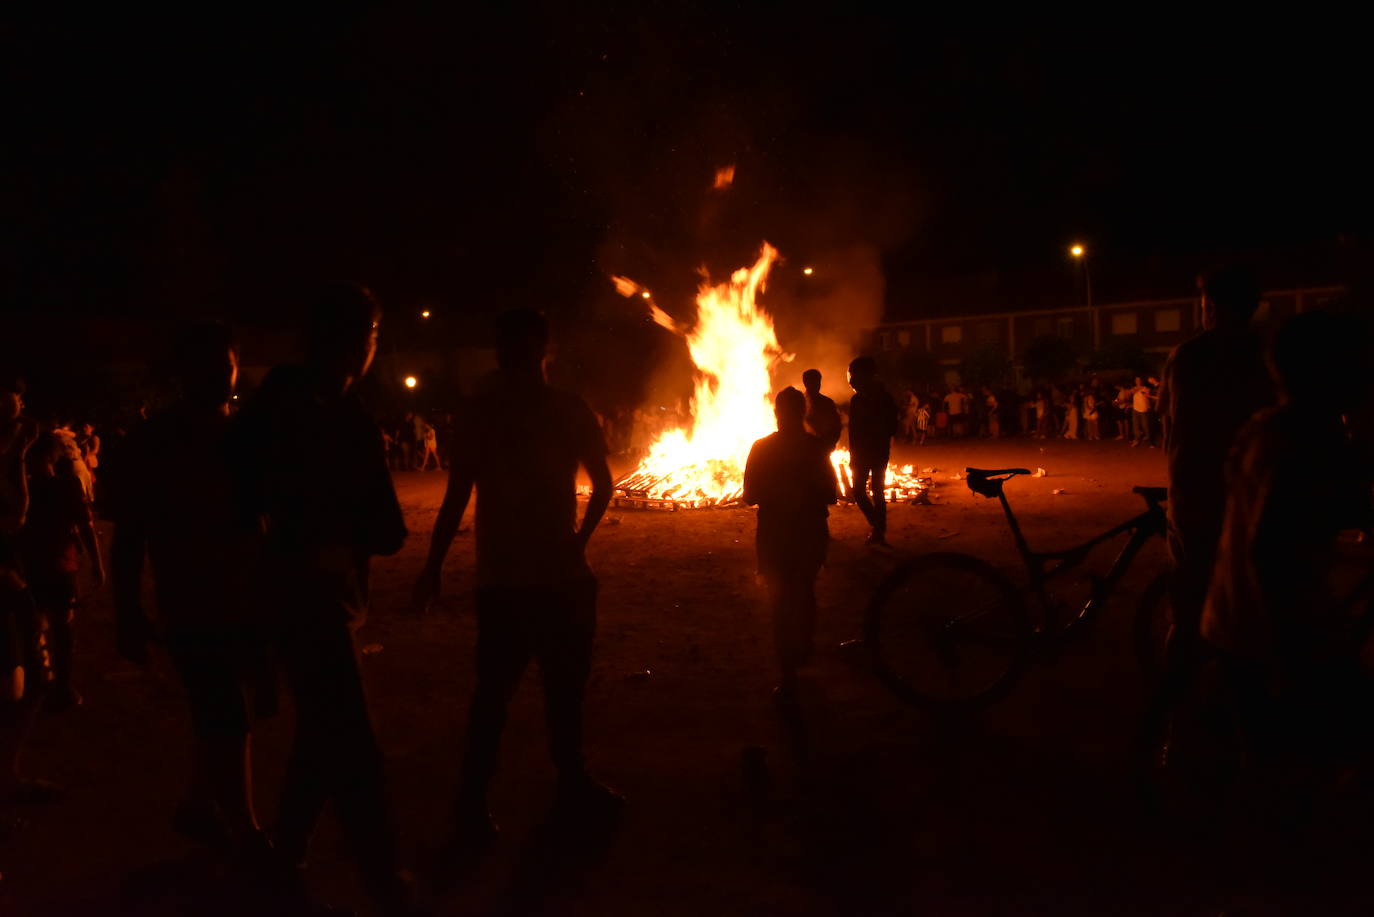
[865,466,1170,710]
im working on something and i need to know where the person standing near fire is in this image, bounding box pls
[414,308,621,862]
[744,387,838,703]
[234,284,415,915]
[801,369,841,452]
[846,357,898,547]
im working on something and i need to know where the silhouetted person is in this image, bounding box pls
[414,309,619,858]
[21,430,102,712]
[1158,267,1274,664]
[109,323,270,860]
[801,369,841,452]
[846,357,897,547]
[744,387,838,701]
[1,375,58,806]
[1203,311,1374,767]
[235,284,413,913]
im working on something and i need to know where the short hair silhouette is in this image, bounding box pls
[802,369,821,390]
[172,322,237,405]
[774,386,805,425]
[1270,310,1370,410]
[1199,265,1261,326]
[308,282,381,352]
[494,309,549,369]
[848,356,877,381]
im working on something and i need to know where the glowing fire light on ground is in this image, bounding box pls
[609,245,929,509]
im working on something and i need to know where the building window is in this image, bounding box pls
[1154,309,1181,332]
[976,321,999,344]
[1056,317,1075,338]
[1110,312,1138,335]
[940,325,963,344]
[1033,318,1053,338]
[897,329,911,348]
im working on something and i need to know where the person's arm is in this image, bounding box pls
[576,448,613,551]
[743,441,762,506]
[413,460,474,611]
[76,494,103,588]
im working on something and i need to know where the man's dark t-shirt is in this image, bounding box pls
[1159,329,1274,548]
[847,387,898,463]
[804,392,842,451]
[235,365,406,624]
[460,370,606,589]
[744,429,837,578]
[107,405,254,629]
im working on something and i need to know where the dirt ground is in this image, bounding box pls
[5,436,1374,915]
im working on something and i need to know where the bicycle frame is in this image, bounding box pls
[989,483,1167,635]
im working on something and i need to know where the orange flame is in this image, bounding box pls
[713,165,735,189]
[612,244,929,509]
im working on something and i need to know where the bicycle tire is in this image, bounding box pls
[865,552,1031,710]
[1131,573,1172,685]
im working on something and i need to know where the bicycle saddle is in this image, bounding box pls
[965,467,1031,499]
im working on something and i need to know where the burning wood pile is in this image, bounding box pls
[607,244,930,511]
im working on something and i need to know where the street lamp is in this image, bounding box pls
[1070,244,1092,309]
[420,310,431,319]
[802,266,814,276]
[404,376,417,390]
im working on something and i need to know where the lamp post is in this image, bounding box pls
[1070,244,1092,309]
[1071,244,1097,349]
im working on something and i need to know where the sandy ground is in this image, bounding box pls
[4,436,1372,915]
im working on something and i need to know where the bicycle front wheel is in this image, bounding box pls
[865,553,1031,710]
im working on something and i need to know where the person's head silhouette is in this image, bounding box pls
[173,322,237,411]
[802,369,822,394]
[308,282,381,384]
[774,386,806,432]
[1198,265,1261,332]
[494,309,549,377]
[848,357,877,393]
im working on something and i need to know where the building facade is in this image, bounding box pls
[869,285,1345,381]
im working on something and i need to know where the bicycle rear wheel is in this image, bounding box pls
[865,553,1031,710]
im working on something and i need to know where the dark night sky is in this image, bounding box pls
[4,10,1370,331]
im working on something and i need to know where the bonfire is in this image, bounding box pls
[610,244,929,510]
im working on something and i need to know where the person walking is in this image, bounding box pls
[744,387,838,704]
[846,357,897,547]
[109,323,271,862]
[235,284,414,914]
[414,309,621,862]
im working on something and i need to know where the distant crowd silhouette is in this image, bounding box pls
[3,268,1373,913]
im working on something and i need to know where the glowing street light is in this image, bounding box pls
[1069,243,1092,311]
[420,309,431,319]
[404,376,418,389]
[802,266,814,276]
[641,291,652,299]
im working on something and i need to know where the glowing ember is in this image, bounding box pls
[609,244,931,509]
[713,164,735,189]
